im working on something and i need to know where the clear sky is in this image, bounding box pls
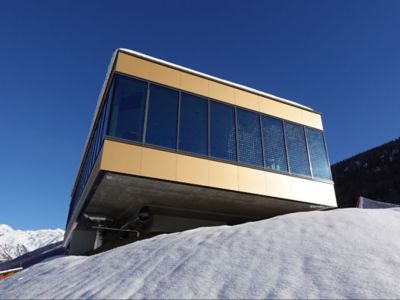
[1,0,399,230]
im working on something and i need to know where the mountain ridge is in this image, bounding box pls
[0,224,64,263]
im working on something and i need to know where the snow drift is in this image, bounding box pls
[1,208,400,299]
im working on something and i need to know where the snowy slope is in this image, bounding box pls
[0,224,64,262]
[1,208,400,299]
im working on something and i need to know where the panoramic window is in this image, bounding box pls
[306,128,332,180]
[210,101,237,162]
[237,108,263,167]
[261,116,288,172]
[108,75,147,142]
[178,92,208,156]
[145,84,179,149]
[284,122,311,177]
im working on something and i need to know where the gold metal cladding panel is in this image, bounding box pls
[140,147,177,181]
[179,72,209,96]
[100,141,141,175]
[114,52,323,130]
[238,166,266,195]
[302,110,324,130]
[208,160,239,190]
[99,140,336,206]
[149,62,180,88]
[208,81,235,105]
[115,52,151,80]
[177,154,209,186]
[265,171,336,207]
[235,89,259,111]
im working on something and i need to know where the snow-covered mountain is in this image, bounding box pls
[1,208,400,299]
[0,224,64,262]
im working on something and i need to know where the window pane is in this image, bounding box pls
[237,108,263,167]
[145,84,179,149]
[210,101,236,161]
[179,93,208,156]
[103,79,115,137]
[306,128,332,180]
[285,122,311,176]
[108,75,147,141]
[261,116,288,172]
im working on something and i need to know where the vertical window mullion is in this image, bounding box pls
[142,82,150,144]
[176,91,181,152]
[259,113,266,169]
[304,126,314,178]
[207,99,210,158]
[282,120,290,173]
[234,106,239,163]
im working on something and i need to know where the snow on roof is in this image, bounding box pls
[118,48,313,111]
[0,267,22,275]
[3,208,400,299]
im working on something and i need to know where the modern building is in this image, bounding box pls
[64,48,336,254]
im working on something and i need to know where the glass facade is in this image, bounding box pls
[262,116,288,172]
[145,84,179,149]
[178,93,208,156]
[285,122,311,177]
[68,72,333,223]
[108,75,147,141]
[210,101,237,162]
[237,108,263,167]
[306,128,332,180]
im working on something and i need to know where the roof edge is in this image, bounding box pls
[118,48,317,113]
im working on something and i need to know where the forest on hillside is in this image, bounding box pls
[331,138,400,207]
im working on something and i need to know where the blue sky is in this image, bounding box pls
[1,0,399,230]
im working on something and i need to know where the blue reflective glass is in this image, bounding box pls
[103,79,114,137]
[210,101,237,161]
[108,75,147,141]
[179,93,208,156]
[284,122,311,176]
[261,116,288,172]
[237,108,263,167]
[145,84,179,149]
[306,128,332,180]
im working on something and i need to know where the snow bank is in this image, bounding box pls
[1,208,400,299]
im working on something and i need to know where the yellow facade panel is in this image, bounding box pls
[115,52,151,80]
[179,72,209,96]
[265,171,296,200]
[176,154,209,186]
[100,140,141,175]
[278,104,303,125]
[235,89,260,111]
[290,178,336,206]
[208,81,235,105]
[238,166,266,195]
[140,147,177,181]
[149,63,180,88]
[302,110,323,130]
[208,160,239,191]
[258,98,283,118]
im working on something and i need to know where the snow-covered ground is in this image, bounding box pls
[0,224,64,262]
[1,208,400,299]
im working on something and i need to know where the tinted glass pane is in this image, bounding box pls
[306,128,332,180]
[103,79,114,137]
[179,93,208,156]
[285,122,311,176]
[210,101,236,161]
[108,75,147,141]
[145,84,179,149]
[262,116,288,172]
[237,108,263,167]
